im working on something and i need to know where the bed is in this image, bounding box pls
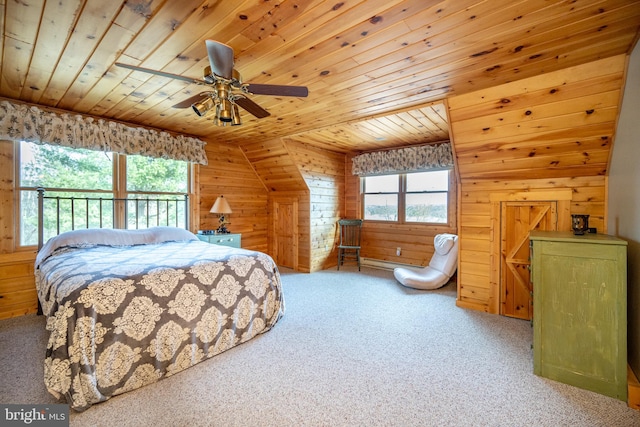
[35,196,285,411]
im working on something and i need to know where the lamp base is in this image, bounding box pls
[216,225,230,234]
[215,214,230,234]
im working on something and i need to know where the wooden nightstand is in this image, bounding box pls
[197,232,241,248]
[0,251,38,319]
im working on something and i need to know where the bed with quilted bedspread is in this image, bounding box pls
[35,227,285,411]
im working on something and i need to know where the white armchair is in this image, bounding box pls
[393,233,458,290]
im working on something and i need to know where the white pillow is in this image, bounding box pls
[36,227,197,268]
[434,233,455,255]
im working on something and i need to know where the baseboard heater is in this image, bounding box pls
[360,258,422,271]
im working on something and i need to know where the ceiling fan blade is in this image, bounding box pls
[171,93,210,109]
[206,40,234,79]
[234,96,271,119]
[115,63,200,85]
[246,83,309,97]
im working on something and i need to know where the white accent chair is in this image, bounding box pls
[393,233,459,290]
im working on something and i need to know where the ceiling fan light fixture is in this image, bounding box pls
[232,104,242,126]
[192,96,214,117]
[117,40,308,126]
[213,117,226,126]
[217,98,233,123]
[203,66,215,84]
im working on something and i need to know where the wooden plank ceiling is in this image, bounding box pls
[1,0,639,154]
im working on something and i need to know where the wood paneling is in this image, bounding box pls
[240,138,311,270]
[344,163,458,267]
[457,174,607,313]
[198,140,269,253]
[1,0,637,150]
[286,103,449,153]
[449,57,625,313]
[345,154,360,218]
[240,138,308,193]
[0,0,637,321]
[0,251,38,319]
[449,55,627,182]
[240,137,346,272]
[0,140,14,253]
[286,140,346,272]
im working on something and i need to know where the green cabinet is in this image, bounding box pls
[197,232,242,248]
[530,231,627,401]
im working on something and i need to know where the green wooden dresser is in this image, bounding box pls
[530,230,627,401]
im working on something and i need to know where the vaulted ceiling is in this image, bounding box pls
[1,0,639,153]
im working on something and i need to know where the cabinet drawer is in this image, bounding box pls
[197,233,241,248]
[0,252,38,319]
[211,236,238,246]
[0,262,33,279]
[0,275,36,294]
[0,288,38,319]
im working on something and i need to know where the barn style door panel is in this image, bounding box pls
[500,202,556,319]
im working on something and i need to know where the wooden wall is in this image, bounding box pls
[198,140,269,253]
[0,53,630,319]
[0,140,38,318]
[239,138,311,271]
[0,136,270,319]
[454,176,607,313]
[0,140,15,254]
[448,55,626,313]
[344,153,458,267]
[238,137,347,273]
[286,139,345,272]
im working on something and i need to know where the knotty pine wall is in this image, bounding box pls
[0,137,271,319]
[286,139,345,272]
[240,137,347,273]
[0,140,38,318]
[448,55,626,314]
[198,140,269,253]
[239,138,310,271]
[343,153,458,267]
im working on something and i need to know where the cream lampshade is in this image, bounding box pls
[210,195,232,234]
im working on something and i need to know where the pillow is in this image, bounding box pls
[36,227,197,268]
[146,226,198,244]
[433,233,456,255]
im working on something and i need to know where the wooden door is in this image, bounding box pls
[500,202,556,319]
[273,198,298,269]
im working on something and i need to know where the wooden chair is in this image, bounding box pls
[337,219,363,271]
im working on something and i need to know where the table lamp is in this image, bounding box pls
[210,195,232,234]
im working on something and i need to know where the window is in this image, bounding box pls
[362,170,451,224]
[363,174,399,221]
[124,154,189,229]
[17,141,190,246]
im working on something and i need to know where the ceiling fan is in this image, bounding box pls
[115,40,309,126]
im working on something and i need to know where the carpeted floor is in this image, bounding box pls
[1,266,639,426]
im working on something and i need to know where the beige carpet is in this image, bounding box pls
[1,266,638,426]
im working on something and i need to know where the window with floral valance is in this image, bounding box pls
[0,99,208,165]
[351,142,453,176]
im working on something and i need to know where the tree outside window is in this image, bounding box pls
[18,141,189,246]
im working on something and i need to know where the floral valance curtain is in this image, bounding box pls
[0,100,208,165]
[351,142,453,176]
